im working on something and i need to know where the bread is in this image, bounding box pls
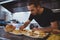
[34,30,45,34]
[26,30,33,36]
[33,30,46,37]
[20,29,28,34]
[12,30,21,34]
[4,25,15,32]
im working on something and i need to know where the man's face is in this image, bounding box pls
[27,4,38,15]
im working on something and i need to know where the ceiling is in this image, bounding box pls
[1,0,60,13]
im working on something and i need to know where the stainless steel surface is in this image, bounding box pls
[52,9,60,13]
[0,0,14,4]
[0,26,4,29]
[0,37,10,40]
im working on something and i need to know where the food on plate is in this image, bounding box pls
[4,25,15,32]
[12,30,21,34]
[33,30,47,37]
[25,30,33,36]
[20,29,28,34]
[34,30,45,34]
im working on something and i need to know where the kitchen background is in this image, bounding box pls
[0,0,60,29]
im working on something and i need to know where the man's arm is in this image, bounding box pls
[44,21,58,32]
[41,21,58,32]
[50,21,60,33]
[33,21,58,33]
[20,20,31,30]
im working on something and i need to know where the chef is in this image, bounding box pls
[20,0,58,33]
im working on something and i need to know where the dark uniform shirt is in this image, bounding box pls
[29,8,56,27]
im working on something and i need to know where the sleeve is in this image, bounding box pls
[28,14,34,21]
[48,9,56,22]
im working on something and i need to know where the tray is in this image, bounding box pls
[9,32,23,35]
[24,33,49,38]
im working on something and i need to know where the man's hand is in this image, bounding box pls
[32,27,53,33]
[19,25,25,30]
[52,29,60,34]
[20,20,30,30]
[32,28,46,33]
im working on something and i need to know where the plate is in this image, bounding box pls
[9,32,22,35]
[24,33,49,38]
[9,29,22,35]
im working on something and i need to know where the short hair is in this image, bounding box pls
[27,0,40,7]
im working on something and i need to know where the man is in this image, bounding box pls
[20,1,58,32]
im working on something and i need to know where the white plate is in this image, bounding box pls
[24,33,49,38]
[9,32,22,35]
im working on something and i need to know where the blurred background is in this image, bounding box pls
[0,0,60,29]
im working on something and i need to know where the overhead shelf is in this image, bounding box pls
[52,9,60,13]
[0,0,14,4]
